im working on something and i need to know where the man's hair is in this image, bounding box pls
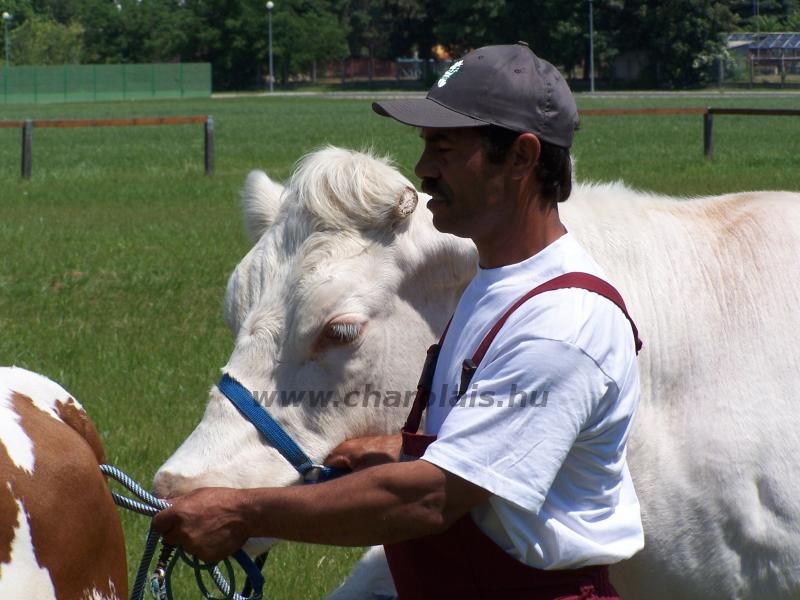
[480,125,573,204]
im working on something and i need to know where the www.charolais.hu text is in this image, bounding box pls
[244,384,550,409]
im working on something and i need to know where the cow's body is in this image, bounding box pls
[0,366,127,599]
[154,147,800,599]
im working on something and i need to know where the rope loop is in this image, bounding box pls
[100,464,265,600]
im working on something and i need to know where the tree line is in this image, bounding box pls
[1,0,799,90]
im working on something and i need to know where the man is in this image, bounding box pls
[154,42,644,599]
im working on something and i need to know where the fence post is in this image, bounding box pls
[21,119,33,179]
[703,109,713,159]
[204,116,215,175]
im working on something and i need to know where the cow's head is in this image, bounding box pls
[154,147,475,500]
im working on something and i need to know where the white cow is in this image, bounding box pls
[154,146,800,600]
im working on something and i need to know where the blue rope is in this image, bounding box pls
[100,464,265,600]
[101,464,169,516]
[217,374,347,483]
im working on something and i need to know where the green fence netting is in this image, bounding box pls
[0,63,211,104]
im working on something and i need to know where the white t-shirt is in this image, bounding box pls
[421,232,644,569]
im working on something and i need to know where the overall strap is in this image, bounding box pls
[459,271,642,398]
[402,343,442,436]
[478,271,641,363]
[406,272,643,435]
[400,319,451,447]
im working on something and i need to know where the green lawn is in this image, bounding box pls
[1,91,799,598]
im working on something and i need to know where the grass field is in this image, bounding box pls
[1,91,799,598]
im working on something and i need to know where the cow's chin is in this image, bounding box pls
[243,536,280,557]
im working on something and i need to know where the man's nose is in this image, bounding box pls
[415,150,435,180]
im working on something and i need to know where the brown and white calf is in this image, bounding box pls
[0,366,127,599]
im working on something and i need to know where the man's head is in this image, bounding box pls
[373,42,578,204]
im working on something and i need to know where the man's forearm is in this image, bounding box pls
[155,458,471,562]
[154,455,490,563]
[243,459,450,546]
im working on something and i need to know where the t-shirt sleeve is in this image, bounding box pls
[421,336,614,514]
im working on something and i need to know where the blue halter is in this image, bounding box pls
[217,373,348,484]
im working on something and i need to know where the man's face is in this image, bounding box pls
[415,127,507,240]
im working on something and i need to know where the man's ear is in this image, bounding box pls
[509,133,541,179]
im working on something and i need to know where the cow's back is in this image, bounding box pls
[0,366,127,600]
[564,186,800,599]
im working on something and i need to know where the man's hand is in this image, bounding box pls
[152,487,252,564]
[324,434,402,471]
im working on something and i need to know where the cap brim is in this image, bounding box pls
[372,98,489,129]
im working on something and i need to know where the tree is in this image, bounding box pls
[787,9,800,28]
[6,15,84,65]
[427,0,505,55]
[604,0,737,88]
[66,0,200,64]
[273,0,348,84]
[69,0,127,63]
[427,0,600,78]
[334,0,429,83]
[180,0,268,89]
[730,0,799,29]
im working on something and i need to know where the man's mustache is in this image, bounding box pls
[421,179,448,200]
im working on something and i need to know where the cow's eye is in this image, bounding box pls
[325,322,362,345]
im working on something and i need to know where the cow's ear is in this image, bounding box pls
[241,170,284,244]
[391,186,418,224]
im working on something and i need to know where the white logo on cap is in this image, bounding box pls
[437,60,464,88]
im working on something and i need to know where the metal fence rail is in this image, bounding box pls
[703,107,800,158]
[580,106,800,159]
[580,107,707,117]
[0,115,214,178]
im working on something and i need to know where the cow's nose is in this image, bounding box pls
[152,469,196,499]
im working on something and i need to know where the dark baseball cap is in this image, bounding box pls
[373,42,579,148]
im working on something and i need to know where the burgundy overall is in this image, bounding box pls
[384,272,643,600]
